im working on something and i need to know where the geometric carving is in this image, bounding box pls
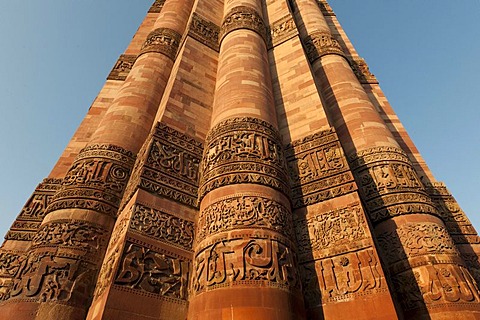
[377,222,459,266]
[189,13,220,51]
[115,243,189,300]
[138,122,203,208]
[304,31,345,63]
[46,144,135,217]
[140,28,182,60]
[200,117,289,199]
[350,58,378,84]
[191,237,298,295]
[268,15,297,49]
[295,203,368,261]
[286,128,356,208]
[301,249,383,305]
[196,194,292,242]
[220,6,267,44]
[130,204,194,251]
[107,54,137,81]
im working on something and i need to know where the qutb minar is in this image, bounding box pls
[1,0,479,319]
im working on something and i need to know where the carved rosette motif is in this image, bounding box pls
[349,58,378,84]
[349,146,439,223]
[4,178,63,242]
[148,0,165,13]
[300,249,384,306]
[196,194,293,242]
[267,15,298,49]
[199,117,289,198]
[46,144,135,217]
[135,123,203,208]
[107,54,137,81]
[140,28,182,60]
[303,31,345,63]
[114,243,189,300]
[219,6,267,44]
[130,203,194,251]
[191,237,299,295]
[286,128,356,208]
[189,13,220,51]
[295,203,369,261]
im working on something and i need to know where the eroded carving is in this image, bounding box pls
[94,246,121,298]
[107,54,137,81]
[350,58,378,84]
[140,28,181,60]
[268,15,297,48]
[115,243,189,300]
[220,6,267,44]
[148,0,165,13]
[197,195,292,242]
[130,204,194,250]
[304,31,344,63]
[189,13,220,51]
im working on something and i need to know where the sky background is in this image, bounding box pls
[0,1,479,238]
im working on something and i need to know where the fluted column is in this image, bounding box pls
[294,0,480,318]
[187,1,305,319]
[0,0,194,319]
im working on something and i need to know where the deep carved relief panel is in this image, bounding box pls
[107,54,137,81]
[295,203,368,261]
[393,264,480,310]
[304,31,344,63]
[115,243,189,300]
[349,58,378,84]
[130,203,194,251]
[286,128,356,208]
[189,13,220,51]
[200,117,289,199]
[191,237,298,294]
[46,144,135,217]
[301,249,383,305]
[220,6,267,44]
[196,194,292,242]
[267,15,297,49]
[377,222,459,266]
[140,28,181,60]
[349,146,439,223]
[138,122,202,208]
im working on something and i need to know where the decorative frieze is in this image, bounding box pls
[191,237,298,295]
[46,144,135,217]
[114,243,189,300]
[295,203,368,261]
[200,117,289,199]
[148,0,165,13]
[350,58,378,84]
[137,123,203,208]
[304,31,344,63]
[189,13,219,51]
[267,15,297,49]
[300,249,383,305]
[130,203,194,251]
[107,54,137,81]
[393,264,480,311]
[196,194,292,242]
[220,6,267,44]
[316,0,335,16]
[286,128,356,208]
[377,222,459,266]
[94,246,121,298]
[140,28,182,60]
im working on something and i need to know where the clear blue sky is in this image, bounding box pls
[0,1,479,238]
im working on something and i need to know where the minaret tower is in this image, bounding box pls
[1,1,479,319]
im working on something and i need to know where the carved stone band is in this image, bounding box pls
[303,31,345,63]
[189,13,220,51]
[140,27,182,60]
[220,6,267,45]
[46,144,135,217]
[200,117,289,199]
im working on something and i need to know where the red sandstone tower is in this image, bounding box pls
[1,1,479,319]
